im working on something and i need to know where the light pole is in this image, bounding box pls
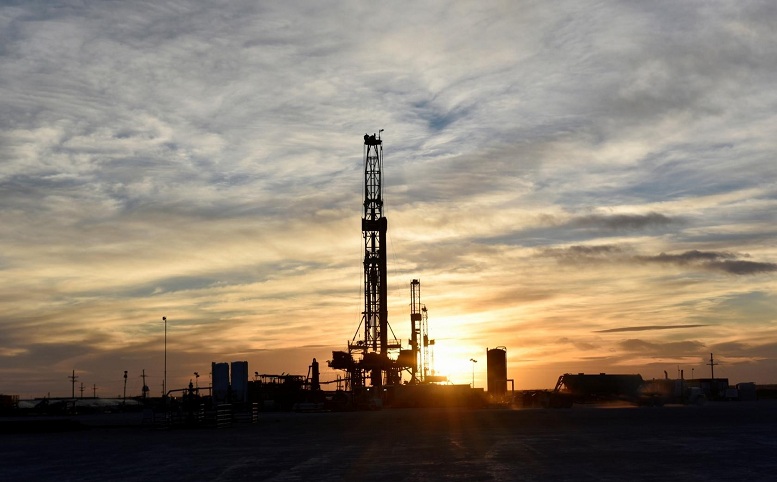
[162,316,167,398]
[469,358,478,388]
[194,372,199,389]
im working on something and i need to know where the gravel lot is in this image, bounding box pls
[2,401,776,481]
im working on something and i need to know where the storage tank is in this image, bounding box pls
[231,361,249,403]
[212,362,230,403]
[487,347,507,396]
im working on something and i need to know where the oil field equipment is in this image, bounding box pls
[487,347,508,398]
[330,131,402,391]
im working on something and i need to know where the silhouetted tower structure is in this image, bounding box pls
[409,279,431,383]
[421,306,430,379]
[707,352,719,379]
[348,130,400,388]
[69,370,78,399]
[410,280,422,382]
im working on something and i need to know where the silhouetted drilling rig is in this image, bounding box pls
[409,279,431,383]
[317,133,455,404]
[330,130,405,391]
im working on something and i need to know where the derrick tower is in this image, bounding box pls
[410,279,431,383]
[347,130,400,388]
[421,303,430,379]
[410,279,422,382]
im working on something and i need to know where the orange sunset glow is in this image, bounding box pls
[2,2,776,399]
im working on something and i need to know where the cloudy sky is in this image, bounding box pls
[2,1,776,397]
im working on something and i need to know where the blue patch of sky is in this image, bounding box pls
[474,226,612,248]
[551,153,754,208]
[412,99,472,132]
[121,261,336,298]
[681,230,777,247]
[1,173,87,199]
[715,291,777,324]
[476,213,681,248]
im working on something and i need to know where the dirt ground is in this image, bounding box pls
[2,401,776,481]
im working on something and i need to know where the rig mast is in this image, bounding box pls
[346,130,401,389]
[422,305,430,379]
[410,279,432,383]
[362,131,387,362]
[410,279,422,382]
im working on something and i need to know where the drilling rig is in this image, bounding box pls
[409,279,431,383]
[326,133,468,408]
[330,131,402,393]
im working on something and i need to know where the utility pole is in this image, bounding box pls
[162,316,167,399]
[123,370,128,404]
[141,369,149,399]
[707,352,718,379]
[93,384,97,398]
[79,382,85,399]
[69,370,78,399]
